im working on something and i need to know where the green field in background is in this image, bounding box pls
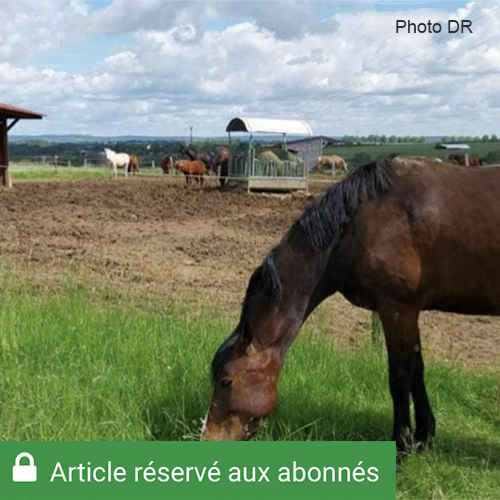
[324,142,500,167]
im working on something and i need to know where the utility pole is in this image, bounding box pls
[188,122,198,145]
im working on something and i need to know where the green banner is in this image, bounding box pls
[0,442,395,500]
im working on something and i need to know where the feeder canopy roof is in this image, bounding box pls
[226,117,313,136]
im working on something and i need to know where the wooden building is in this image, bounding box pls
[0,103,44,188]
[286,135,341,172]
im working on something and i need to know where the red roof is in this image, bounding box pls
[0,102,44,119]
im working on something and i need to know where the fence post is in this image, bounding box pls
[371,311,384,348]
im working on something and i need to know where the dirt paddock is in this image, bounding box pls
[0,177,498,367]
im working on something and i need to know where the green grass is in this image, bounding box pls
[324,142,500,167]
[10,166,113,182]
[0,273,498,499]
[9,164,167,182]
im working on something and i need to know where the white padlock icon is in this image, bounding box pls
[12,452,37,482]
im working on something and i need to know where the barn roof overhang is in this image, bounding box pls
[0,102,45,121]
[226,117,313,136]
[287,135,341,145]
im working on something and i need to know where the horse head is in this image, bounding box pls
[180,144,193,154]
[202,321,279,441]
[104,148,116,160]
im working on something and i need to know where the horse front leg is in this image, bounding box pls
[412,338,436,448]
[124,162,129,177]
[379,305,422,458]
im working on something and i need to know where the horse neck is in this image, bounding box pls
[248,230,332,354]
[185,147,197,160]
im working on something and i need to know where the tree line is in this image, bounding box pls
[341,134,500,145]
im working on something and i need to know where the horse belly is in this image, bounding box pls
[422,251,500,315]
[417,184,500,315]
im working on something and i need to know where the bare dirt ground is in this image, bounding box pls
[0,177,498,368]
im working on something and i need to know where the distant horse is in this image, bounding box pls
[174,159,206,187]
[104,148,130,177]
[317,155,348,173]
[209,146,230,176]
[128,154,140,175]
[180,145,211,170]
[203,155,500,460]
[448,154,482,167]
[160,156,174,175]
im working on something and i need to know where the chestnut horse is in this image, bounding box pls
[174,159,206,187]
[180,145,212,171]
[160,156,174,175]
[128,154,140,175]
[317,154,348,173]
[203,155,500,458]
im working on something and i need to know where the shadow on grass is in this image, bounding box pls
[433,432,500,470]
[145,392,500,473]
[144,392,392,442]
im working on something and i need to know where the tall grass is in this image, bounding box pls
[0,273,498,499]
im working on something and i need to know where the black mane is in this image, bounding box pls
[298,157,393,252]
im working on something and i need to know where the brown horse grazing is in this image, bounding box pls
[448,154,482,167]
[160,156,174,175]
[203,155,500,457]
[174,159,206,187]
[317,154,348,173]
[128,154,140,174]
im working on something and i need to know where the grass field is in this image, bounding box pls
[9,165,166,182]
[0,268,498,499]
[324,142,500,167]
[10,165,112,182]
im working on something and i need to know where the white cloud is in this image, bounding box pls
[1,1,500,136]
[0,0,90,63]
[104,51,145,74]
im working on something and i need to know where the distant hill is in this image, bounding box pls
[10,135,194,144]
[10,134,322,144]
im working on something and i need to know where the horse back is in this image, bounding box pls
[338,162,500,315]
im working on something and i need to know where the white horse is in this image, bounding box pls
[104,148,130,178]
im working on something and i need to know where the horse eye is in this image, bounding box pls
[220,378,232,389]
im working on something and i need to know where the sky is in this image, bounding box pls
[1,0,499,137]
